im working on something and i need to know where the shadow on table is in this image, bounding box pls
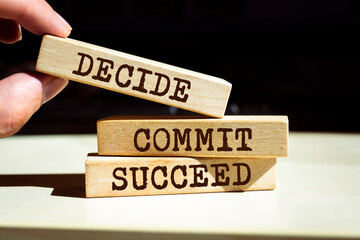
[0,226,353,240]
[0,174,86,198]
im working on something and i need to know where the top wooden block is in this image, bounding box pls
[36,35,231,118]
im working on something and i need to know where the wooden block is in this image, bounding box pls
[36,35,231,118]
[85,154,276,197]
[97,115,288,157]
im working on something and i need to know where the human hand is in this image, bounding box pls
[0,0,72,138]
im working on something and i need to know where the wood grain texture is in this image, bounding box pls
[97,115,288,157]
[36,35,231,118]
[85,154,276,197]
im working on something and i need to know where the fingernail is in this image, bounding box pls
[55,11,72,32]
[42,77,68,104]
[17,25,22,42]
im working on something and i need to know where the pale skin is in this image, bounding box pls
[0,0,72,138]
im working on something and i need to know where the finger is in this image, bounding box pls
[0,72,68,138]
[0,0,71,38]
[0,18,21,44]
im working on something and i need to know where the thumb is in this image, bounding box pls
[0,72,68,138]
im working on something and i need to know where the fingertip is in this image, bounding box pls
[0,72,44,138]
[50,11,72,38]
[0,19,22,44]
[1,0,73,38]
[0,72,67,138]
[42,77,68,104]
[55,11,72,33]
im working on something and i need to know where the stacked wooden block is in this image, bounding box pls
[36,35,288,197]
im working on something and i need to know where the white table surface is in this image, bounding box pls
[1,132,360,239]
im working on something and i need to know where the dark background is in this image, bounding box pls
[1,0,360,134]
